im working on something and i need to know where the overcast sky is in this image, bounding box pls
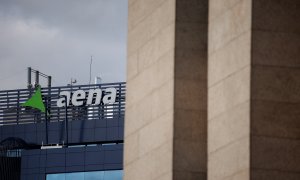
[0,0,127,90]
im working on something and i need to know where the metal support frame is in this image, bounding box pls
[27,67,53,145]
[27,67,52,89]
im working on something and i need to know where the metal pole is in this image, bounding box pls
[35,70,39,88]
[64,96,68,146]
[47,76,52,126]
[27,67,32,89]
[89,56,92,84]
[35,72,41,122]
[48,76,52,88]
[45,97,48,145]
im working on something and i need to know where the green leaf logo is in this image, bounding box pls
[21,86,46,113]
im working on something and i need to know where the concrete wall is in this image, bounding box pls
[125,0,300,180]
[125,0,175,179]
[125,0,207,180]
[208,0,252,179]
[208,0,300,180]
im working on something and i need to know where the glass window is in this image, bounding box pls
[104,170,123,180]
[6,149,22,157]
[47,170,122,180]
[47,173,65,180]
[66,172,84,180]
[84,171,104,180]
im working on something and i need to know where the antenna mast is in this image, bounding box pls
[89,56,93,84]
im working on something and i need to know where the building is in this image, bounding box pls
[1,1,299,180]
[0,82,126,180]
[124,0,300,180]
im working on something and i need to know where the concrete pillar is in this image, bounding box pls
[173,0,208,179]
[208,0,300,180]
[250,0,300,179]
[208,0,252,179]
[125,0,208,180]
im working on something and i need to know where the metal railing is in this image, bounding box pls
[0,82,126,126]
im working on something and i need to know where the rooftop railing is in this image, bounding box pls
[0,82,126,126]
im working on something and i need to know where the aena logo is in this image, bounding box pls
[21,86,46,113]
[57,88,117,107]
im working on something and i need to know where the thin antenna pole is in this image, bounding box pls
[35,70,39,88]
[27,67,32,89]
[89,56,93,84]
[48,76,52,88]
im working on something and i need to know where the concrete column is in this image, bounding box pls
[173,0,208,179]
[208,0,252,179]
[251,0,300,179]
[125,0,208,180]
[208,0,300,180]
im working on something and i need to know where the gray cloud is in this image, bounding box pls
[0,0,127,90]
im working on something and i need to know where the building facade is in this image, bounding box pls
[125,0,300,180]
[0,83,125,180]
[1,1,299,180]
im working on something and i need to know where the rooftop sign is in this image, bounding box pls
[0,82,126,126]
[56,88,117,107]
